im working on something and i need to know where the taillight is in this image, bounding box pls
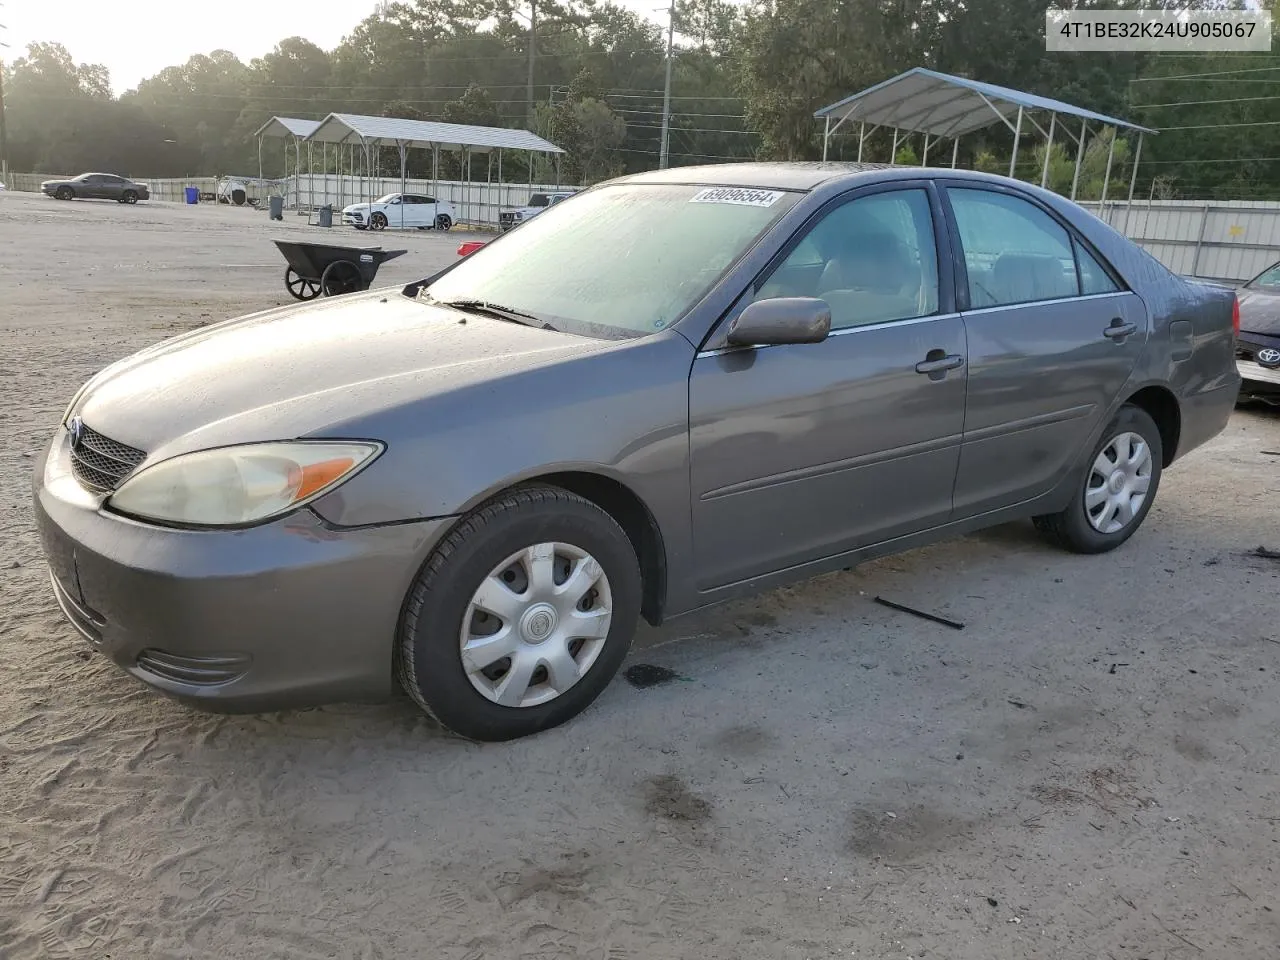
[1232,295,1240,337]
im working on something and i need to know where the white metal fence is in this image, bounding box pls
[1081,199,1280,283]
[8,170,1279,280]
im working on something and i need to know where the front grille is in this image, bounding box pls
[71,424,146,493]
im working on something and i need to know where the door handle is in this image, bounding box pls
[915,353,965,376]
[1103,318,1137,340]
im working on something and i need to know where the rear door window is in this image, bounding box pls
[947,188,1080,307]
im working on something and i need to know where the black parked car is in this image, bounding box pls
[1235,261,1280,406]
[41,173,150,204]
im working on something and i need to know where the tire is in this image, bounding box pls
[122,190,138,204]
[55,186,74,201]
[319,259,362,297]
[369,212,387,231]
[1033,404,1163,554]
[435,214,452,231]
[398,485,642,742]
[284,266,321,301]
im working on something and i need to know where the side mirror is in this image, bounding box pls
[725,297,831,347]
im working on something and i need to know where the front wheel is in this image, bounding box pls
[369,212,387,231]
[1033,404,1163,554]
[398,486,642,741]
[121,190,139,204]
[55,186,74,201]
[320,259,363,296]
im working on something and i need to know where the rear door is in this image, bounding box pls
[940,182,1148,516]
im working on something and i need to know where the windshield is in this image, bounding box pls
[1247,262,1280,290]
[424,183,798,338]
[528,194,550,207]
[375,193,399,204]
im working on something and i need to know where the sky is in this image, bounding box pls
[1,0,671,95]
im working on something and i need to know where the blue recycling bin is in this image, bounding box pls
[184,186,199,205]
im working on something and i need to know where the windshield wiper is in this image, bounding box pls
[435,298,554,330]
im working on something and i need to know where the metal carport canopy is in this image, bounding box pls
[304,113,564,154]
[814,67,1156,140]
[252,117,322,140]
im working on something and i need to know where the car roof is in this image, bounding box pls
[608,162,1041,193]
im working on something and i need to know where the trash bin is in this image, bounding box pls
[268,195,284,221]
[318,204,333,228]
[184,186,199,205]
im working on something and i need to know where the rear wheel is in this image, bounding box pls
[398,485,641,742]
[435,214,453,231]
[319,259,363,297]
[284,266,321,301]
[55,186,74,201]
[1033,404,1163,554]
[369,212,388,231]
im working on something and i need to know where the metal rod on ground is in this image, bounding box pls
[951,136,959,168]
[1071,120,1087,201]
[822,116,830,162]
[1041,112,1056,188]
[857,121,865,163]
[1008,105,1023,179]
[659,1,675,170]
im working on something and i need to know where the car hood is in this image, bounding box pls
[1238,287,1280,336]
[343,203,372,212]
[71,290,606,460]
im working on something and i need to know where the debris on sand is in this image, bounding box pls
[873,596,965,630]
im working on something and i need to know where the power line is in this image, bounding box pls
[1159,118,1280,131]
[1131,64,1280,82]
[1131,94,1280,108]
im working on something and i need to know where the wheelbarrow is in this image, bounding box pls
[273,239,408,300]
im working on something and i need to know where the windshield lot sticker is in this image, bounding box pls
[690,188,785,207]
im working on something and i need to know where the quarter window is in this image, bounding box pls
[753,189,940,330]
[949,188,1082,307]
[1075,239,1120,295]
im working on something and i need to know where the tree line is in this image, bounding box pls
[2,0,1277,199]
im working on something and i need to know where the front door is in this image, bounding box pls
[688,183,968,590]
[940,183,1149,516]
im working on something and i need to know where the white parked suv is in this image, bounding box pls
[498,190,576,232]
[342,193,455,231]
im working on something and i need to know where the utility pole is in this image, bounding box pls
[0,4,9,188]
[526,0,537,129]
[659,2,675,169]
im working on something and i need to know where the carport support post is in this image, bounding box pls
[856,121,865,162]
[822,116,830,161]
[1099,129,1116,213]
[921,134,930,166]
[257,136,263,203]
[1040,112,1056,188]
[1125,131,1144,235]
[398,140,408,229]
[1070,120,1087,201]
[951,137,959,168]
[1008,105,1023,179]
[889,127,899,165]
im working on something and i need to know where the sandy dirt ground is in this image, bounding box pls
[2,190,1279,960]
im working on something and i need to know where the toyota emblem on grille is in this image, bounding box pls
[1257,347,1280,368]
[68,416,84,450]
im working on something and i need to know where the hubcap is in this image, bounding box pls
[1084,431,1153,534]
[460,542,613,709]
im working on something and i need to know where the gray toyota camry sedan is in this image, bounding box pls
[34,163,1240,741]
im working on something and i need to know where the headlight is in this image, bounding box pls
[107,440,383,528]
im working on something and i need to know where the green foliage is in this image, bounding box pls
[4,0,1278,198]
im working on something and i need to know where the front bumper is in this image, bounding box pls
[33,428,453,712]
[342,211,365,226]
